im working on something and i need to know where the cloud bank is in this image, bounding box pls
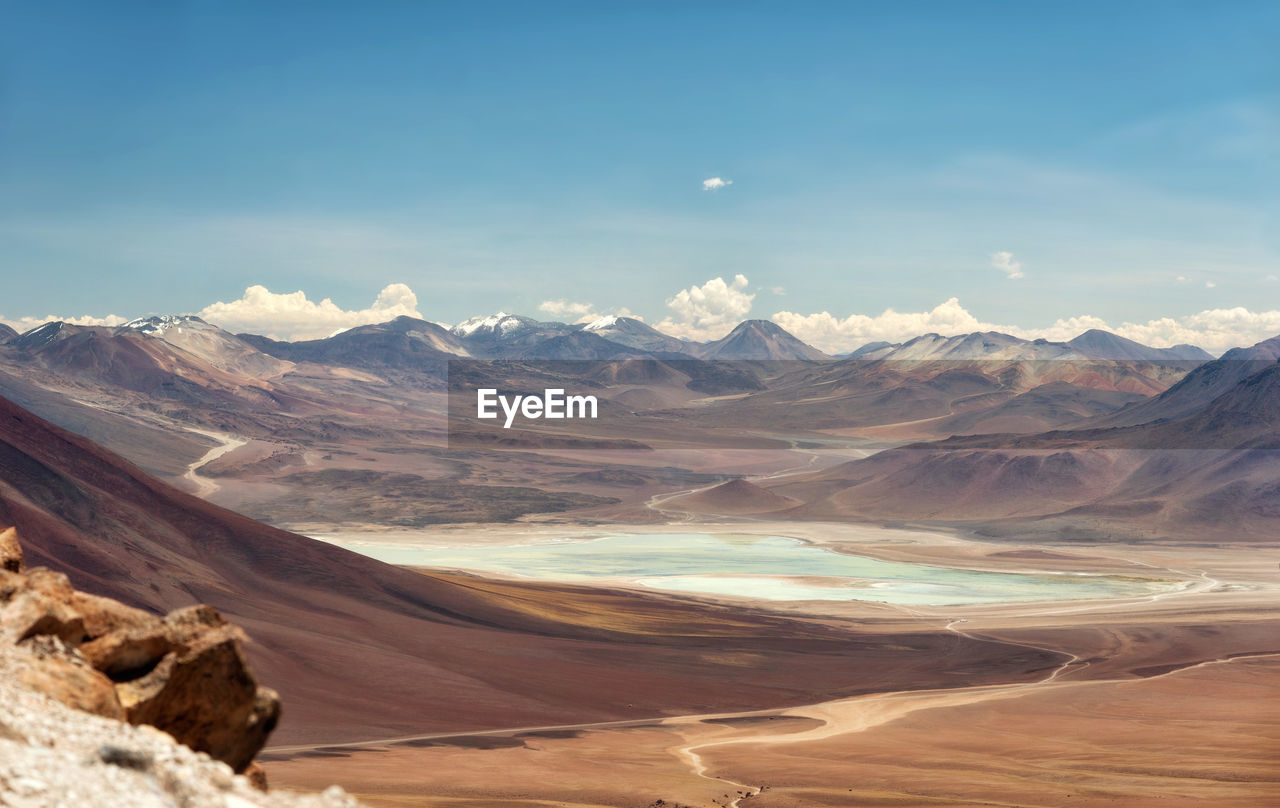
[701,177,733,191]
[0,313,131,333]
[772,298,1280,355]
[197,283,423,340]
[5,278,1280,355]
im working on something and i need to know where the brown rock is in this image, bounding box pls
[116,606,281,772]
[79,626,171,681]
[0,533,280,774]
[14,635,124,720]
[69,590,163,637]
[0,568,88,646]
[0,526,22,573]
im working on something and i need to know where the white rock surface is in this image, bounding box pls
[0,649,363,808]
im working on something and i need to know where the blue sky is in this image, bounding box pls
[1,1,1277,350]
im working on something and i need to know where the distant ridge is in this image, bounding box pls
[579,316,692,354]
[1067,329,1212,361]
[241,315,471,368]
[1089,334,1280,427]
[848,329,1211,363]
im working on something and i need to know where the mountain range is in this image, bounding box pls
[1,311,1221,365]
[2,307,1276,542]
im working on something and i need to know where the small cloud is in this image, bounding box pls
[1267,274,1278,281]
[702,177,733,191]
[770,286,787,296]
[1205,281,1217,288]
[538,299,595,320]
[1176,275,1191,283]
[990,251,1024,280]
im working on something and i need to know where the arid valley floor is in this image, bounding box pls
[2,318,1278,807]
[260,516,1280,808]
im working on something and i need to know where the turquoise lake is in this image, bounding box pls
[314,532,1183,606]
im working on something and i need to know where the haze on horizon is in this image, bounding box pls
[1,2,1277,352]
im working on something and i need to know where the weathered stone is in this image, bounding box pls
[14,635,124,720]
[0,568,88,646]
[79,626,171,680]
[0,532,281,775]
[116,610,280,772]
[0,526,22,573]
[69,590,163,637]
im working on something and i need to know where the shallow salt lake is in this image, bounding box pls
[311,532,1183,606]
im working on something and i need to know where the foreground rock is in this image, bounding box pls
[0,646,361,808]
[0,528,277,772]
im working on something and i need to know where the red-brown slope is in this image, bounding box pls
[0,394,1058,744]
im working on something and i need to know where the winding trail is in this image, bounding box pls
[182,427,246,498]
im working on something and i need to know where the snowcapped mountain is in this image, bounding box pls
[451,312,555,339]
[579,316,692,354]
[120,315,293,378]
[449,312,575,357]
[697,320,830,361]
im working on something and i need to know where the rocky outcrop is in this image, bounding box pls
[0,645,362,808]
[0,528,280,774]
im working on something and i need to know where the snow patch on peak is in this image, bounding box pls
[123,314,207,335]
[451,312,509,336]
[583,315,619,331]
[451,312,538,337]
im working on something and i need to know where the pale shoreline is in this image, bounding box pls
[290,518,1280,622]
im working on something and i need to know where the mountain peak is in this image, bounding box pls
[450,312,540,337]
[1068,329,1211,361]
[122,314,210,335]
[583,314,620,330]
[699,319,828,360]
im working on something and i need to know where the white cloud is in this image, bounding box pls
[537,299,639,324]
[770,297,1280,356]
[1176,275,1191,283]
[1205,281,1217,288]
[538,300,596,320]
[772,298,993,353]
[990,251,1024,280]
[1267,274,1278,281]
[197,283,423,340]
[770,286,787,296]
[0,313,130,333]
[702,177,733,191]
[656,274,755,341]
